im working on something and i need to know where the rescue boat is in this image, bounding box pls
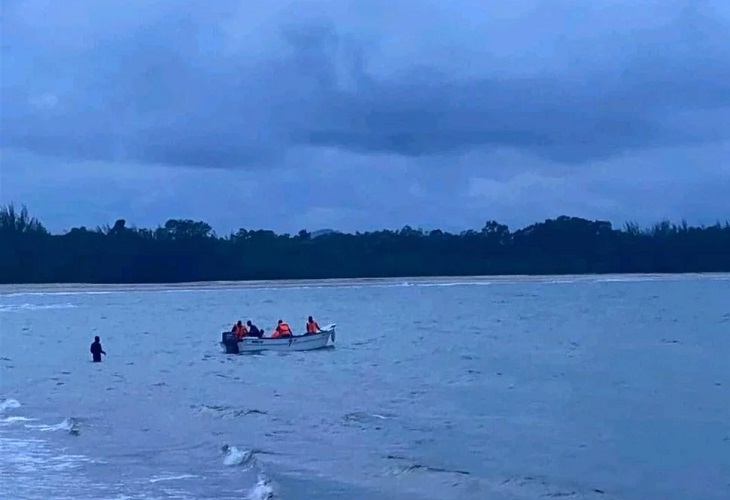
[220,324,336,353]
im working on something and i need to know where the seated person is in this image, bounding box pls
[233,320,247,339]
[270,319,293,338]
[305,315,320,334]
[246,320,263,338]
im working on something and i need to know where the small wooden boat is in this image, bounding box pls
[220,324,336,353]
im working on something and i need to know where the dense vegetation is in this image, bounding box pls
[1,203,729,284]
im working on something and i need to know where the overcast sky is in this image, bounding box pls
[2,0,729,234]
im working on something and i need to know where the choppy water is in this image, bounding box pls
[1,274,729,500]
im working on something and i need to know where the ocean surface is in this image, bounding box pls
[1,274,729,500]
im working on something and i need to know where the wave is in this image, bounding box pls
[222,444,257,467]
[0,399,30,427]
[1,291,116,298]
[343,411,394,424]
[2,273,727,300]
[4,273,726,298]
[26,417,80,436]
[0,400,270,499]
[0,398,21,412]
[1,416,35,424]
[148,473,200,484]
[0,410,96,500]
[495,474,611,499]
[1,400,78,436]
[1,282,487,297]
[247,475,275,500]
[0,303,78,312]
[384,454,470,478]
[0,434,94,469]
[221,446,276,499]
[192,403,268,419]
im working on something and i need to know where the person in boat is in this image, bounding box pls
[90,336,106,363]
[305,316,320,335]
[270,319,293,338]
[246,320,263,338]
[233,320,248,340]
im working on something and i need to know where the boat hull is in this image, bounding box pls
[220,325,336,353]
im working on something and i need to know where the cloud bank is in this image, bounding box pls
[1,0,729,232]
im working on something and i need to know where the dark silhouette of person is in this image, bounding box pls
[246,320,263,338]
[90,336,106,362]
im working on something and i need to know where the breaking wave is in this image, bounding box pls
[148,473,200,483]
[0,398,97,499]
[1,291,116,298]
[247,475,275,500]
[1,416,35,424]
[0,303,78,313]
[3,273,725,299]
[1,400,275,499]
[0,398,21,412]
[26,417,80,436]
[221,445,277,498]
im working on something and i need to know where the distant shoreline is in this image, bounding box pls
[2,205,729,284]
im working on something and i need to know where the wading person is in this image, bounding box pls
[90,336,106,362]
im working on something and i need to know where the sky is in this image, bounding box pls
[1,0,729,235]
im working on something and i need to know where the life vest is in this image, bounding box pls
[306,320,319,333]
[235,323,247,338]
[277,322,292,336]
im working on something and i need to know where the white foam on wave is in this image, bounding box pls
[593,277,662,283]
[0,398,21,412]
[3,273,725,300]
[2,416,35,424]
[1,282,465,298]
[220,446,275,498]
[149,474,200,483]
[2,291,116,298]
[222,445,255,467]
[246,474,274,500]
[0,399,34,427]
[0,303,78,312]
[26,417,79,435]
[0,433,95,496]
[0,400,180,499]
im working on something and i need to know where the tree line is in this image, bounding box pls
[1,203,729,284]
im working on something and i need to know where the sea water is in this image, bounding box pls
[1,274,729,499]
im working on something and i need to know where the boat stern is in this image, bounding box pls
[220,331,240,354]
[321,324,336,344]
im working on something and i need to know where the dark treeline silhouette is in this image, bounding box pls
[1,203,729,284]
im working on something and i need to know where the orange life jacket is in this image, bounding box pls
[306,320,319,333]
[276,322,292,336]
[235,324,247,338]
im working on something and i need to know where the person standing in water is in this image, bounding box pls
[90,336,106,362]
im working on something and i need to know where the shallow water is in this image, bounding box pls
[1,274,729,499]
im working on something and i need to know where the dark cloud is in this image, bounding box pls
[2,143,727,234]
[2,0,729,169]
[1,1,728,233]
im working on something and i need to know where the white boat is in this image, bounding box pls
[220,324,336,353]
